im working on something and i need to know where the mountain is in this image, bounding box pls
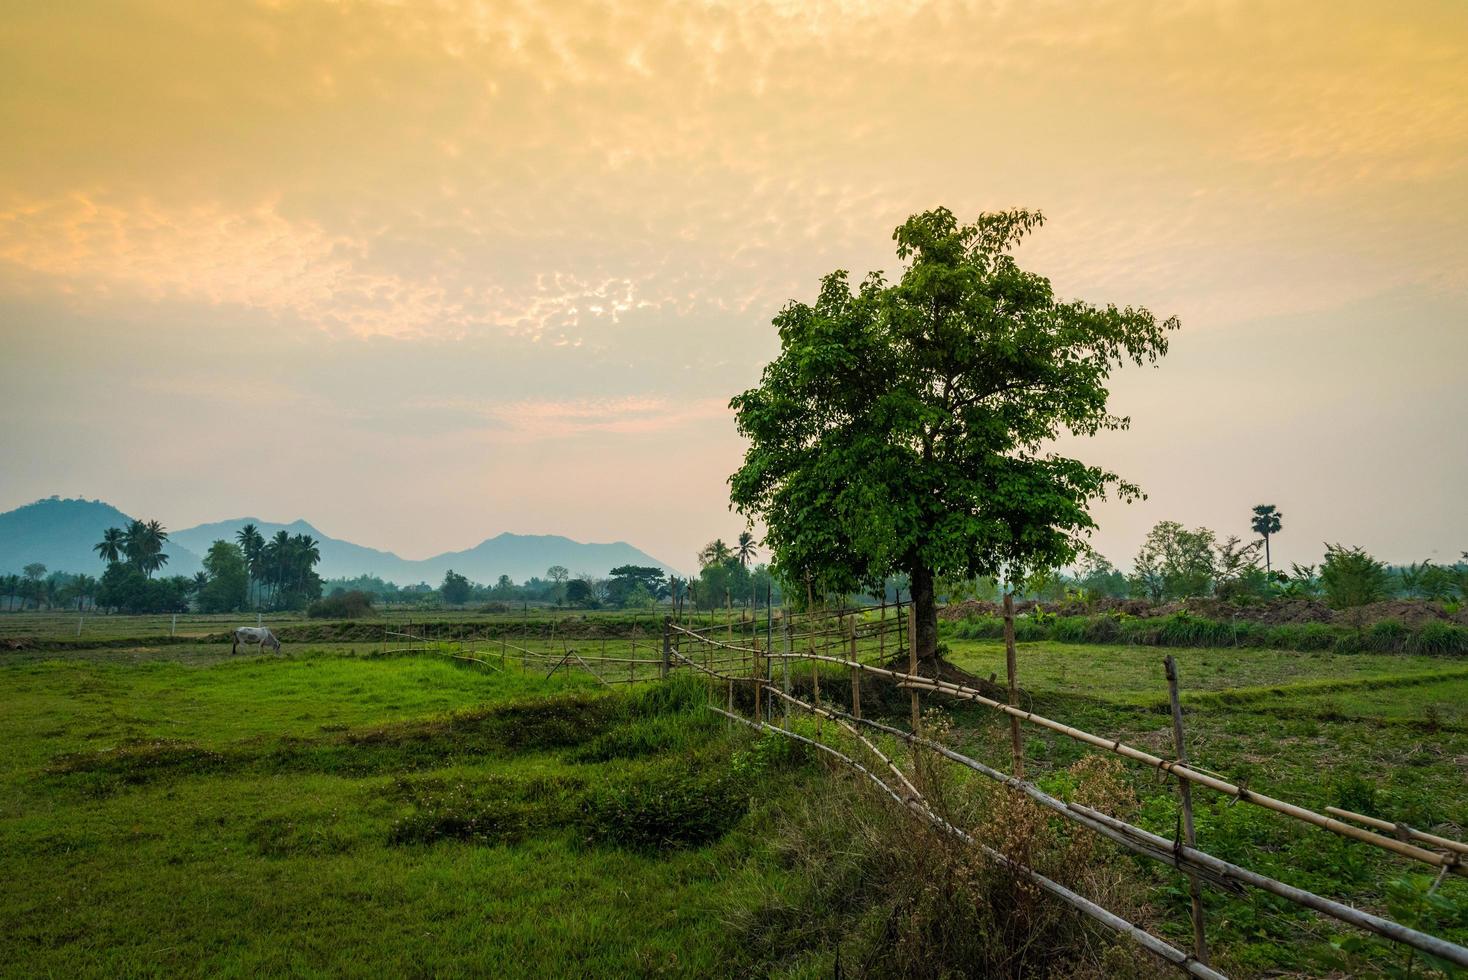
[0,499,680,583]
[172,518,677,583]
[169,518,424,583]
[0,497,203,577]
[410,532,679,585]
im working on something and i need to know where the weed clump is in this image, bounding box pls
[580,766,747,851]
[387,775,580,847]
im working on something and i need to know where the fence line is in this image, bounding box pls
[672,613,1468,975]
[759,644,1464,876]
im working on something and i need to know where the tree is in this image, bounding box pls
[698,539,733,567]
[94,527,125,565]
[546,566,569,608]
[71,573,98,611]
[1213,535,1265,601]
[1320,544,1389,609]
[731,207,1176,666]
[198,540,249,613]
[1076,555,1127,599]
[736,532,757,567]
[441,569,473,606]
[236,524,265,608]
[23,562,46,583]
[566,577,598,609]
[1250,505,1283,575]
[607,565,667,608]
[1130,522,1216,601]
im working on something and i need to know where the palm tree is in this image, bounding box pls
[94,527,125,565]
[236,524,264,607]
[122,520,147,569]
[291,534,321,597]
[139,520,170,577]
[699,539,732,568]
[736,531,757,567]
[1250,505,1283,575]
[263,530,292,607]
[71,574,98,611]
[0,574,18,612]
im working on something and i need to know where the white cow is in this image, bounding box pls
[232,626,282,655]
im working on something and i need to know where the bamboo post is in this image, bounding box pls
[782,618,792,725]
[908,604,920,732]
[661,616,671,679]
[753,635,763,721]
[1003,591,1024,778]
[878,599,885,662]
[849,617,861,719]
[1166,655,1209,966]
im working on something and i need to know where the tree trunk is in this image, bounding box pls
[909,563,939,667]
[1264,535,1272,575]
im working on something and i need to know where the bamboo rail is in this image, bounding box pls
[1324,807,1468,856]
[759,648,1465,876]
[708,703,1228,979]
[762,687,1468,967]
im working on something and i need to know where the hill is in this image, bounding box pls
[0,498,679,583]
[0,497,203,577]
[171,518,677,583]
[169,518,423,583]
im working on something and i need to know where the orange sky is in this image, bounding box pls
[2,0,1465,572]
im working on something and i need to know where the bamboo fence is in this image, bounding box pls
[671,610,1468,976]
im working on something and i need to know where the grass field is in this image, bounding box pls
[0,607,705,643]
[2,629,1465,976]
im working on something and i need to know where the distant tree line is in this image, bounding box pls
[0,520,328,615]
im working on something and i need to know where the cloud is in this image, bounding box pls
[404,394,732,441]
[2,0,1466,567]
[2,0,1462,350]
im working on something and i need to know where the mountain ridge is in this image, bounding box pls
[0,497,680,583]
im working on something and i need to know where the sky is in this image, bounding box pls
[1,0,1465,574]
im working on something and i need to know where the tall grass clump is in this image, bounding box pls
[731,746,1164,978]
[1407,621,1468,656]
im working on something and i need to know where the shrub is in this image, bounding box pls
[1320,544,1390,609]
[307,590,376,619]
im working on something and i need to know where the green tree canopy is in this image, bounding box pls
[199,540,249,613]
[1130,521,1217,601]
[730,207,1175,663]
[440,569,473,605]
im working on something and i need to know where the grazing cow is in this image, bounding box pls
[232,626,282,655]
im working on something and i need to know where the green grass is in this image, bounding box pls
[0,607,751,644]
[3,636,1465,977]
[0,649,804,976]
